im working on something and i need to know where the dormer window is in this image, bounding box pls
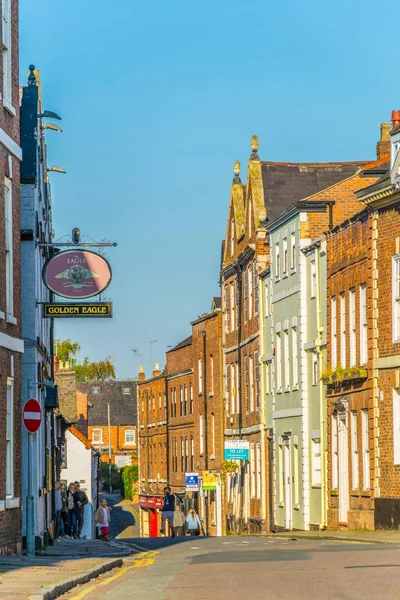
[122,387,130,395]
[91,386,100,395]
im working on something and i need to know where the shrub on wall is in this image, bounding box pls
[121,465,139,500]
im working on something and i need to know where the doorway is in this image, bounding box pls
[338,414,349,524]
[283,437,292,529]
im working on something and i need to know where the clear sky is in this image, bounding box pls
[20,0,399,378]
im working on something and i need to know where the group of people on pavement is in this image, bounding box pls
[54,480,88,540]
[161,487,204,537]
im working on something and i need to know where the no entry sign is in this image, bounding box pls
[23,399,42,433]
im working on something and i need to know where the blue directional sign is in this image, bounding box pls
[224,440,249,461]
[185,472,199,491]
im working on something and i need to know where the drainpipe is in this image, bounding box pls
[315,244,327,529]
[258,273,267,531]
[165,378,170,488]
[202,330,209,535]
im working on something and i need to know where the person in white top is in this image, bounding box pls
[95,498,112,541]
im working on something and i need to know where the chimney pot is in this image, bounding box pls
[153,362,161,377]
[392,110,400,131]
[138,365,146,382]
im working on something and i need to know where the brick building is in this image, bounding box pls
[166,337,194,503]
[324,128,392,529]
[137,364,167,537]
[78,381,138,467]
[221,135,369,533]
[191,301,223,536]
[0,0,23,554]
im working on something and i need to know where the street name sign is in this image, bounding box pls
[43,302,112,318]
[23,398,42,433]
[224,440,249,460]
[185,472,199,491]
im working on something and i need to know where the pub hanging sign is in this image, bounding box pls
[42,249,112,299]
[43,302,113,318]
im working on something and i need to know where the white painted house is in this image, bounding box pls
[61,427,99,539]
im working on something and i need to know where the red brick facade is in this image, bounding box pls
[0,0,22,554]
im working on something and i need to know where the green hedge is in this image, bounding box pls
[121,465,138,500]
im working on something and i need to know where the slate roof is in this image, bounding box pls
[77,380,137,427]
[167,336,192,353]
[260,161,367,224]
[212,297,221,310]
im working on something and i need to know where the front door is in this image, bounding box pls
[338,414,349,524]
[283,438,292,529]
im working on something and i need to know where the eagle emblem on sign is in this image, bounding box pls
[55,265,99,289]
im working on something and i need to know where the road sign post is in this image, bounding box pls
[23,399,42,557]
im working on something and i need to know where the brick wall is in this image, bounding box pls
[88,424,137,463]
[55,370,78,423]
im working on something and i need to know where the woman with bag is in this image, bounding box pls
[185,509,201,536]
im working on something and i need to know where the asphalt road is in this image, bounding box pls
[61,536,400,600]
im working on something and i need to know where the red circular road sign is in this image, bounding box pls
[42,249,112,299]
[23,399,42,433]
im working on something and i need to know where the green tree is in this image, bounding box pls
[56,339,116,382]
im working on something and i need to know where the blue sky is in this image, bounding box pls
[20,0,399,378]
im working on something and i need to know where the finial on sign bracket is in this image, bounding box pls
[28,64,37,86]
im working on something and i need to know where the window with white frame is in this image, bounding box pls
[181,438,185,473]
[361,410,370,490]
[278,443,284,503]
[331,297,337,369]
[349,288,356,367]
[125,429,135,445]
[198,359,203,393]
[360,284,368,363]
[191,437,194,471]
[394,257,400,341]
[230,363,235,415]
[276,332,282,390]
[249,355,254,412]
[235,361,239,414]
[159,393,162,409]
[284,329,290,389]
[292,326,298,386]
[199,415,204,454]
[250,443,256,498]
[351,412,359,489]
[248,265,253,320]
[2,0,12,109]
[209,355,214,395]
[230,282,235,331]
[332,415,338,489]
[312,439,321,486]
[224,285,230,333]
[211,413,215,457]
[6,378,13,497]
[340,293,346,367]
[290,231,296,270]
[283,238,288,274]
[254,350,260,408]
[254,261,259,315]
[184,385,188,416]
[265,283,269,317]
[244,268,249,322]
[312,351,318,385]
[4,178,13,317]
[189,384,193,414]
[393,389,400,465]
[256,443,261,500]
[92,428,103,444]
[310,259,316,298]
[226,364,231,414]
[275,242,280,278]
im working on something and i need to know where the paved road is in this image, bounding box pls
[61,536,400,599]
[99,493,140,539]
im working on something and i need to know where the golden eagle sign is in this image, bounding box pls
[42,250,112,299]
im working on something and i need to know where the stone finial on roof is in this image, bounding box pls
[233,160,241,184]
[250,135,260,161]
[28,64,37,86]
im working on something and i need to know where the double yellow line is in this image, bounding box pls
[69,551,158,599]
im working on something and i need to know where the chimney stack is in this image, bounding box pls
[392,110,400,132]
[153,362,161,377]
[138,365,146,382]
[376,122,391,160]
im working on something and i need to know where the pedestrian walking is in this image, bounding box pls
[66,483,79,538]
[54,480,62,539]
[74,481,88,537]
[173,504,186,536]
[160,486,176,536]
[60,483,67,537]
[95,498,112,541]
[185,509,201,536]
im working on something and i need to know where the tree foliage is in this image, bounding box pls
[121,465,139,500]
[56,338,116,382]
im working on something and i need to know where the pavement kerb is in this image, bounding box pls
[29,557,123,600]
